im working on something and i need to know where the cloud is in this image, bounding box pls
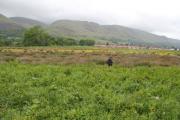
[0,0,180,39]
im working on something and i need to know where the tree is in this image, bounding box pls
[63,38,77,46]
[56,37,64,46]
[23,26,50,46]
[79,39,95,46]
[0,39,13,46]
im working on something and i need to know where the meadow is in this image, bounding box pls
[0,47,180,120]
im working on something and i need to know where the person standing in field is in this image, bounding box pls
[106,57,113,66]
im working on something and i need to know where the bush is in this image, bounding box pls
[79,39,95,46]
[64,38,78,46]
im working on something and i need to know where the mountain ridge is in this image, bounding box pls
[10,17,46,28]
[0,13,180,48]
[49,20,180,48]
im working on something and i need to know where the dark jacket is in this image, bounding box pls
[107,58,113,66]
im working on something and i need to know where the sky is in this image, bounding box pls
[0,0,180,39]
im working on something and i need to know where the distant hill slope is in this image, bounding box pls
[10,17,46,28]
[49,20,180,48]
[0,14,24,36]
[1,13,180,48]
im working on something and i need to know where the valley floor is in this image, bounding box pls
[0,47,180,119]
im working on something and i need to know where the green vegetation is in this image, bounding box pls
[0,62,179,119]
[23,26,50,46]
[0,34,22,47]
[0,26,96,47]
[23,26,95,46]
[79,39,95,46]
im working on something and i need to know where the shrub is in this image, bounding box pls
[79,39,95,46]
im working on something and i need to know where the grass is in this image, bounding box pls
[0,46,180,55]
[0,47,180,119]
[0,62,180,120]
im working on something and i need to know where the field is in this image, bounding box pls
[0,47,180,120]
[0,47,180,66]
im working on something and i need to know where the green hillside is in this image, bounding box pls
[48,20,180,48]
[0,14,24,36]
[10,17,46,28]
[0,13,180,48]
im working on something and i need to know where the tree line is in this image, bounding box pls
[0,26,95,47]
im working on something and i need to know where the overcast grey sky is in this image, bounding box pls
[0,0,180,39]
